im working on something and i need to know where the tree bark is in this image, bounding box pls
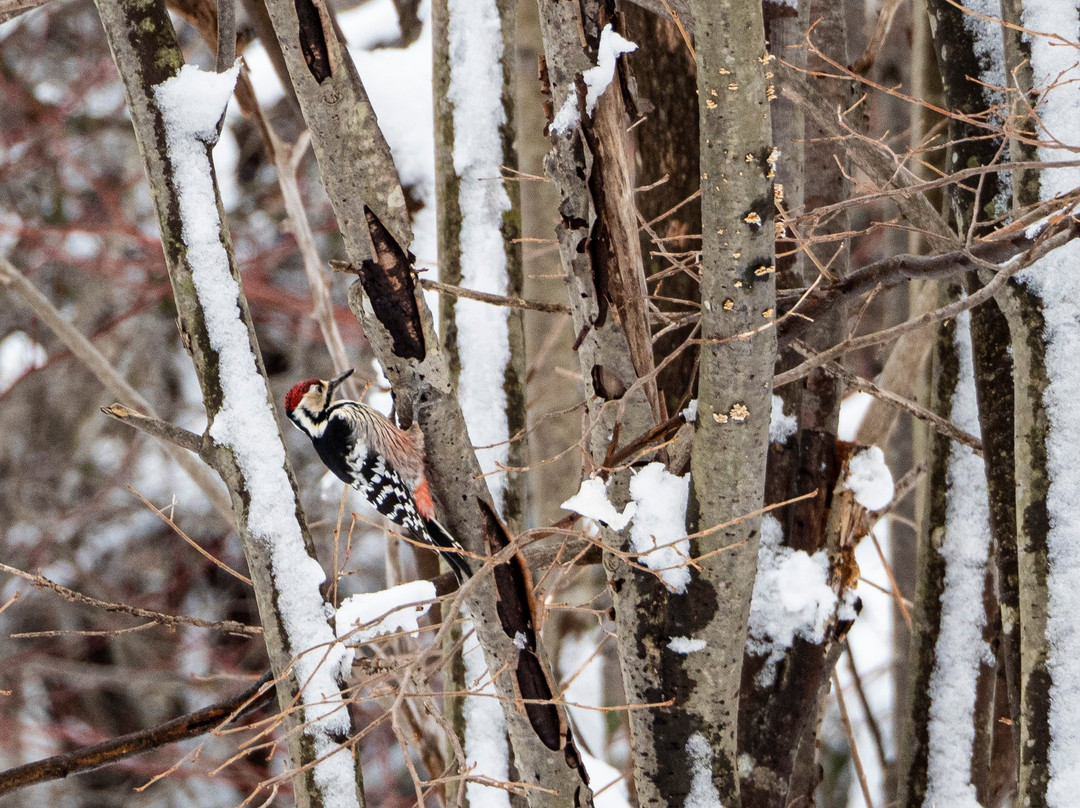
[93,0,364,804]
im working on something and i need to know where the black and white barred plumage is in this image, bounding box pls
[285,369,470,581]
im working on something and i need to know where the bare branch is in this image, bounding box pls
[0,672,273,795]
[0,562,260,635]
[101,403,205,455]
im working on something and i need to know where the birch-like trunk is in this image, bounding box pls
[93,0,363,804]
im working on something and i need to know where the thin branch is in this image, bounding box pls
[800,350,983,454]
[101,403,205,454]
[0,561,260,635]
[420,277,570,314]
[845,644,890,771]
[833,670,876,808]
[0,672,274,795]
[127,485,253,585]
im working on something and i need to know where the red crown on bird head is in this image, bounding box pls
[284,379,321,412]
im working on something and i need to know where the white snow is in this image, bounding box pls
[580,751,632,808]
[923,312,991,808]
[463,621,511,808]
[837,391,873,441]
[559,629,607,756]
[335,580,435,644]
[628,462,692,593]
[562,465,691,592]
[685,732,724,808]
[1017,5,1080,804]
[844,446,894,511]
[154,63,358,807]
[682,399,699,423]
[551,24,638,135]
[561,476,636,531]
[667,636,707,654]
[769,394,797,444]
[446,0,513,513]
[0,331,47,394]
[746,515,839,686]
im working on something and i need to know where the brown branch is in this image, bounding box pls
[419,278,571,315]
[801,349,983,454]
[331,260,570,314]
[0,562,260,635]
[774,213,1080,387]
[0,672,274,795]
[101,403,205,455]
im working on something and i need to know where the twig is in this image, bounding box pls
[419,278,570,315]
[101,403,205,454]
[0,672,273,795]
[868,528,912,631]
[798,348,983,454]
[0,561,259,635]
[832,670,876,808]
[127,486,253,585]
[329,259,569,313]
[845,644,890,772]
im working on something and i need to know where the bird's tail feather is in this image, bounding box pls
[423,518,472,582]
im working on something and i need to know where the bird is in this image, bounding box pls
[284,368,471,581]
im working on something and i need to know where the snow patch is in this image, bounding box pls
[335,580,435,644]
[551,24,638,135]
[561,476,636,531]
[463,621,511,808]
[629,463,691,593]
[667,636,707,654]
[837,391,873,441]
[682,399,698,423]
[562,465,691,592]
[747,515,839,687]
[447,0,512,513]
[844,446,894,510]
[769,394,797,443]
[154,63,358,807]
[924,311,990,808]
[685,732,724,808]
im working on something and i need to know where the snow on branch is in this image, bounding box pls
[561,463,692,593]
[550,24,638,135]
[154,63,358,806]
[446,0,513,512]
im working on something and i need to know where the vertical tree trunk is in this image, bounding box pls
[688,0,776,804]
[93,1,364,804]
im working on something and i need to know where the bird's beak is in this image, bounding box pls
[327,368,355,394]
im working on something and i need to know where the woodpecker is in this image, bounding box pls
[284,369,471,581]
